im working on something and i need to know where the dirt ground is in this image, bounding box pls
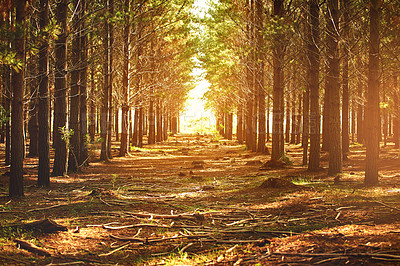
[0,134,399,265]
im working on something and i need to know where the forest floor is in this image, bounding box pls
[0,134,399,265]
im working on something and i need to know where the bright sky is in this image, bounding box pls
[179,0,216,134]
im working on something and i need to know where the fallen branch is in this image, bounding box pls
[374,201,400,212]
[122,211,205,221]
[271,251,400,260]
[98,242,132,257]
[15,239,51,257]
[26,204,69,213]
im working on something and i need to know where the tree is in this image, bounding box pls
[79,0,88,166]
[119,0,130,156]
[341,0,350,155]
[255,0,265,153]
[326,0,342,176]
[100,0,110,161]
[307,0,320,171]
[68,0,82,171]
[52,0,68,177]
[271,0,285,161]
[364,0,380,186]
[37,0,50,186]
[9,0,27,197]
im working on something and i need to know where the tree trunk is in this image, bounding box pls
[10,0,27,197]
[79,0,88,166]
[302,88,309,165]
[4,66,11,165]
[341,0,350,155]
[89,41,96,142]
[107,0,114,159]
[52,0,68,176]
[296,93,302,144]
[255,0,265,153]
[138,107,143,147]
[365,0,380,186]
[100,0,109,161]
[37,0,50,186]
[290,89,296,144]
[27,56,38,157]
[308,0,320,171]
[119,0,130,156]
[68,0,81,171]
[156,100,162,142]
[326,0,342,176]
[271,0,285,160]
[285,92,290,143]
[394,74,399,148]
[237,101,243,144]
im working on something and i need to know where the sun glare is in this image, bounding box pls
[180,67,215,134]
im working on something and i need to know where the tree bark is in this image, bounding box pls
[326,0,342,176]
[79,0,88,166]
[27,55,38,157]
[394,74,399,149]
[341,0,350,154]
[107,0,114,159]
[255,0,265,153]
[365,0,380,186]
[271,0,285,160]
[52,0,68,177]
[100,0,110,161]
[68,0,81,171]
[308,0,320,171]
[10,0,27,197]
[119,0,130,156]
[37,0,50,186]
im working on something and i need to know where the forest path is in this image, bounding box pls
[0,134,399,265]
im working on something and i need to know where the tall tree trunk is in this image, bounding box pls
[156,100,162,142]
[89,40,96,142]
[79,0,88,166]
[321,80,329,151]
[271,0,285,160]
[52,0,68,176]
[326,0,342,176]
[107,0,114,159]
[351,96,356,143]
[296,93,302,144]
[138,107,143,147]
[37,0,50,186]
[302,88,309,165]
[308,0,320,171]
[148,46,156,144]
[290,89,296,144]
[4,66,11,165]
[10,0,27,197]
[27,56,38,157]
[68,0,81,171]
[285,92,290,143]
[100,0,109,161]
[356,46,364,144]
[115,109,119,141]
[237,100,243,144]
[119,0,130,156]
[394,74,399,149]
[245,0,254,151]
[255,0,265,153]
[341,0,350,155]
[365,0,380,186]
